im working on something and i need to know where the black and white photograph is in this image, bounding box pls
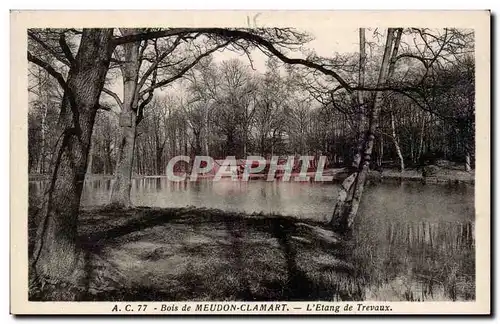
[10,10,490,315]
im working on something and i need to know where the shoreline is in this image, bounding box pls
[28,206,475,302]
[29,167,475,185]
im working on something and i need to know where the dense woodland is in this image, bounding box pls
[26,27,475,300]
[28,28,475,177]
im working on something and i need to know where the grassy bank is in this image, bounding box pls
[28,204,474,302]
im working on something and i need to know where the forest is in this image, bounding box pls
[29,28,475,177]
[27,27,475,302]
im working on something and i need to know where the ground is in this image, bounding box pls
[28,204,475,302]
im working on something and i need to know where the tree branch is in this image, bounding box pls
[139,41,230,96]
[196,28,352,90]
[136,40,149,72]
[137,35,185,91]
[27,51,66,90]
[137,65,158,125]
[28,31,70,67]
[113,28,352,91]
[395,53,431,68]
[58,33,75,65]
[102,88,123,110]
[112,28,190,45]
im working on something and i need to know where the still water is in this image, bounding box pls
[30,177,475,223]
[29,177,475,301]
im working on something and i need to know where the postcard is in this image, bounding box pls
[10,9,490,315]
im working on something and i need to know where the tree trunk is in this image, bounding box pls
[351,27,367,169]
[156,146,164,175]
[410,138,414,165]
[204,133,210,156]
[193,131,202,156]
[227,131,235,156]
[243,136,247,158]
[330,28,401,233]
[38,100,48,174]
[105,143,114,175]
[465,152,471,172]
[417,111,426,162]
[30,29,113,300]
[390,111,405,172]
[135,145,141,175]
[112,113,137,205]
[86,139,93,175]
[184,128,189,156]
[378,135,384,167]
[465,135,472,172]
[330,27,368,228]
[110,30,141,207]
[36,68,49,174]
[171,128,177,157]
[260,135,266,156]
[204,104,210,156]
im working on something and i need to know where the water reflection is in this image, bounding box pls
[29,176,475,301]
[352,218,475,301]
[60,177,339,220]
[352,181,475,301]
[29,177,474,223]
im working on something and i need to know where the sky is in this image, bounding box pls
[212,27,361,72]
[103,27,364,109]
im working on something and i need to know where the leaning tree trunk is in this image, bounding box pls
[110,30,141,207]
[330,28,401,234]
[329,27,367,229]
[30,29,114,300]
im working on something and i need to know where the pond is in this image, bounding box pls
[30,177,475,223]
[29,177,475,301]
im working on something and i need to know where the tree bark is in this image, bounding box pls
[30,29,113,300]
[110,29,141,207]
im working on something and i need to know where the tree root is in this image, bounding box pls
[29,250,128,301]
